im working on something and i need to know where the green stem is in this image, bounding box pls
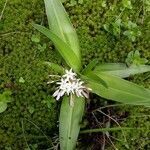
[80,127,138,134]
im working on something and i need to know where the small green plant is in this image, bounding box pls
[19,77,25,83]
[122,0,132,9]
[104,18,122,36]
[31,34,40,43]
[144,0,150,12]
[104,19,141,41]
[0,90,12,113]
[33,0,150,149]
[126,50,148,66]
[31,34,47,52]
[123,21,141,41]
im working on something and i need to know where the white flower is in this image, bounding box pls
[62,69,77,80]
[52,69,91,104]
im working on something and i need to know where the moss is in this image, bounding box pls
[0,0,150,149]
[106,106,150,150]
[0,0,58,149]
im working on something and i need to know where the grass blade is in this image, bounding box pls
[80,127,136,134]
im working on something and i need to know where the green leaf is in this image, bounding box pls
[122,0,132,9]
[0,91,11,113]
[44,0,81,61]
[43,61,65,74]
[0,101,7,113]
[95,63,127,71]
[33,24,81,72]
[79,0,84,4]
[94,63,150,78]
[123,30,136,41]
[59,96,85,150]
[31,35,40,43]
[37,43,47,52]
[82,71,108,88]
[87,72,150,106]
[0,90,12,103]
[82,59,98,74]
[101,1,107,7]
[19,77,25,83]
[69,0,77,6]
[28,106,35,114]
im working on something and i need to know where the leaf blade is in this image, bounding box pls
[87,72,150,106]
[59,96,85,150]
[44,0,81,61]
[94,63,150,78]
[0,102,7,113]
[82,71,108,88]
[82,59,99,74]
[33,24,81,72]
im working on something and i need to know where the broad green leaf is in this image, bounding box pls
[0,91,11,113]
[82,72,108,88]
[94,63,127,71]
[0,102,7,113]
[94,63,150,78]
[44,0,81,61]
[33,24,81,72]
[43,62,65,74]
[0,90,12,103]
[82,59,98,74]
[87,72,150,106]
[59,96,85,150]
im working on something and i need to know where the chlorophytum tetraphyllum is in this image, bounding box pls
[33,0,150,149]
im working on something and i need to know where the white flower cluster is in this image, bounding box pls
[53,69,90,101]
